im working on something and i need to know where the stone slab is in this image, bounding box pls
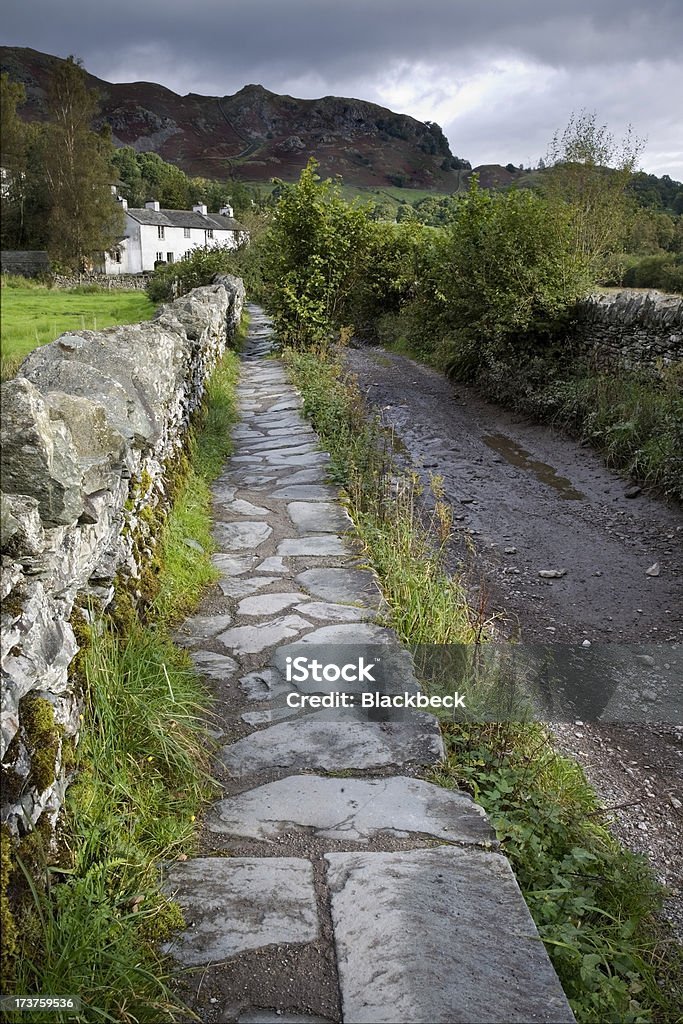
[277,468,326,485]
[259,442,319,458]
[294,602,373,622]
[175,612,233,645]
[218,711,444,774]
[213,521,272,550]
[271,486,336,501]
[325,847,575,1024]
[255,556,288,574]
[216,575,280,598]
[239,668,288,702]
[287,501,352,534]
[243,435,317,453]
[162,857,318,966]
[212,483,237,502]
[296,568,381,606]
[230,473,278,487]
[296,623,394,645]
[209,775,494,844]
[223,498,271,516]
[211,553,257,577]
[277,535,348,557]
[266,453,330,468]
[190,650,239,682]
[237,592,309,616]
[217,614,312,655]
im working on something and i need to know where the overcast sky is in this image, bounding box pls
[3,0,682,180]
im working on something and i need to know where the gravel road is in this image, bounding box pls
[345,343,683,933]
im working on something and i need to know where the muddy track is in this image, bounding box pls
[345,343,683,932]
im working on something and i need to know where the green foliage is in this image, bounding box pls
[543,111,644,280]
[154,348,240,622]
[419,177,590,376]
[1,58,123,268]
[263,158,374,346]
[433,723,681,1022]
[9,623,212,1023]
[111,147,263,217]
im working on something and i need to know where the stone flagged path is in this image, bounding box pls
[163,306,575,1023]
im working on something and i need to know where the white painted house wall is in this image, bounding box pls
[103,200,244,275]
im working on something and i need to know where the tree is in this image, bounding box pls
[43,57,123,268]
[263,159,373,346]
[422,176,591,376]
[0,74,29,248]
[543,111,644,279]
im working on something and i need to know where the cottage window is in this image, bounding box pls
[206,229,214,239]
[158,225,165,239]
[156,251,164,263]
[184,227,191,238]
[167,252,174,264]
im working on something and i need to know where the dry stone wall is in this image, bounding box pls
[570,289,682,373]
[0,274,245,835]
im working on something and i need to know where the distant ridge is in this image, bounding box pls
[0,45,475,188]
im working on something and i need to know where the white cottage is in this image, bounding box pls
[103,199,246,275]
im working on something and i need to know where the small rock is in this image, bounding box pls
[504,546,517,555]
[539,569,567,579]
[582,640,591,648]
[645,562,660,577]
[624,485,642,499]
[642,689,658,702]
[670,796,682,810]
[183,537,205,553]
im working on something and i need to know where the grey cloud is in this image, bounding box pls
[2,0,682,177]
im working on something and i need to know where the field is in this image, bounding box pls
[0,279,156,380]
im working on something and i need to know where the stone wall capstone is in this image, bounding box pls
[0,274,245,835]
[569,289,682,374]
[1,251,51,279]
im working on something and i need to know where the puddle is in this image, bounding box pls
[483,432,585,500]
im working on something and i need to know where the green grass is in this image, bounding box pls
[0,277,156,380]
[284,346,480,645]
[3,321,244,1023]
[285,342,683,1024]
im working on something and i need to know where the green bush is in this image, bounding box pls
[262,158,374,346]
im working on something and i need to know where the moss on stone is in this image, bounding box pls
[1,594,25,619]
[19,694,60,793]
[0,826,18,989]
[138,897,186,944]
[109,581,140,636]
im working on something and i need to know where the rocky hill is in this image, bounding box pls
[0,45,472,188]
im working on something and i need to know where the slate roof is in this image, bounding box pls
[126,207,244,232]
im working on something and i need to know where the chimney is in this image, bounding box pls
[146,200,161,212]
[193,203,208,216]
[219,203,234,217]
